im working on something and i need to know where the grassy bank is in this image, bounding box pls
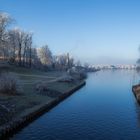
[0,64,86,139]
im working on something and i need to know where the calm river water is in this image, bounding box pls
[11,70,140,140]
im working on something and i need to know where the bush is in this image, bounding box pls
[0,73,20,95]
[57,75,75,83]
[35,81,47,93]
[67,67,87,80]
[78,70,87,80]
[8,57,15,64]
[35,81,61,97]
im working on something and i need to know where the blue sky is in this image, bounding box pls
[0,0,140,64]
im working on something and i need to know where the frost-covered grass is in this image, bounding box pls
[0,65,84,126]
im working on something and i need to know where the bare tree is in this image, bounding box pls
[0,12,13,60]
[8,28,33,66]
[37,45,53,66]
[22,32,33,67]
[53,54,74,70]
[10,28,27,66]
[28,33,32,67]
[8,29,17,63]
[31,47,41,68]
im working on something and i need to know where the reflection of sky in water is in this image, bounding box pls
[11,70,140,140]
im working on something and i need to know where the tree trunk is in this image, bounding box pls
[29,46,31,68]
[18,44,21,66]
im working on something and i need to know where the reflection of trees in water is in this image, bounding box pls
[134,101,140,127]
[136,67,140,74]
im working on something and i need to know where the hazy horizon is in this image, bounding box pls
[0,0,140,65]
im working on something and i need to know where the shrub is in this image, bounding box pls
[35,81,47,93]
[57,75,75,83]
[79,70,87,80]
[67,67,87,80]
[35,81,61,97]
[0,73,20,95]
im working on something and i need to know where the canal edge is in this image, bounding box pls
[0,81,86,140]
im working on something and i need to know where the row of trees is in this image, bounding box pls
[0,12,33,67]
[0,12,75,70]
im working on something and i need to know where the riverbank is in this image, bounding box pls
[0,64,86,139]
[132,84,140,103]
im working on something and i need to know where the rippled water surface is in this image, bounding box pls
[11,70,140,140]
